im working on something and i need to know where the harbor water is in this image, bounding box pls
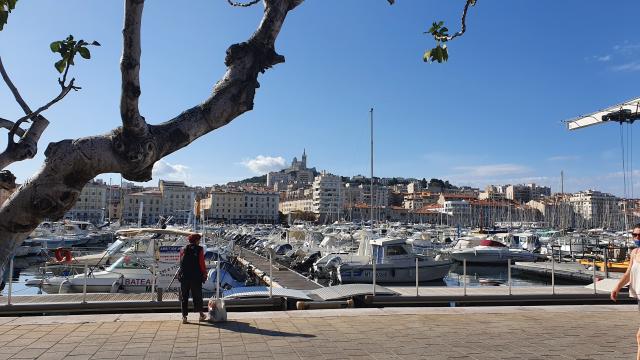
[2,258,562,298]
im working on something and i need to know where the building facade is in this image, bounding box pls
[570,190,620,228]
[267,150,317,189]
[122,190,163,225]
[201,190,279,224]
[120,180,195,225]
[312,171,343,222]
[159,180,195,224]
[279,198,315,214]
[65,180,108,223]
[506,183,551,203]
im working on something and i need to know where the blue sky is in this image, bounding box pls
[1,1,640,196]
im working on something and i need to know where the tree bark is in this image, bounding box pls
[0,0,301,280]
[120,0,147,138]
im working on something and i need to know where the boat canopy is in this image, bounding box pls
[370,237,408,247]
[116,228,197,237]
[479,239,507,247]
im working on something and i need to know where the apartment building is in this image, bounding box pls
[279,198,315,214]
[359,184,390,208]
[159,180,195,224]
[312,171,343,221]
[506,183,551,203]
[570,190,619,224]
[201,190,279,224]
[119,180,195,225]
[66,179,108,223]
[122,190,163,225]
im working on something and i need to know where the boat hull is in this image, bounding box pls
[338,260,452,284]
[450,249,538,264]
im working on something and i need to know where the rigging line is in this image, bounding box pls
[620,122,628,232]
[632,123,634,200]
[627,122,631,199]
[633,103,638,201]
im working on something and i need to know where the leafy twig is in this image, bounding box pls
[424,0,476,63]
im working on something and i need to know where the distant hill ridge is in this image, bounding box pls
[236,174,267,184]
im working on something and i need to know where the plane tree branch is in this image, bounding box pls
[0,0,302,280]
[432,0,475,42]
[120,0,147,138]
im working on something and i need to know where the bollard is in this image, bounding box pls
[593,258,597,294]
[463,259,467,296]
[7,258,13,306]
[508,260,512,296]
[269,252,273,299]
[82,262,88,304]
[551,252,555,295]
[415,257,419,297]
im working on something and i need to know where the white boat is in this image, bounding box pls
[450,239,538,264]
[46,238,134,268]
[26,228,244,294]
[24,221,92,249]
[490,232,541,252]
[337,237,452,284]
[555,235,587,256]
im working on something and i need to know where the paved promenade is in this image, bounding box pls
[0,305,637,359]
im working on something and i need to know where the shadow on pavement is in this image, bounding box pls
[195,320,316,338]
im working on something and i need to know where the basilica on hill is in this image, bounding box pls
[267,149,317,189]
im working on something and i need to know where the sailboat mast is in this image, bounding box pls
[370,107,374,229]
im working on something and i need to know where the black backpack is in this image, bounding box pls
[179,244,203,281]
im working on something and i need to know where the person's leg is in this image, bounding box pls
[192,280,205,320]
[636,327,640,360]
[180,282,191,320]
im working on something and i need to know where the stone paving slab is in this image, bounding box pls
[0,305,637,359]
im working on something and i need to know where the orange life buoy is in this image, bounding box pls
[54,248,73,263]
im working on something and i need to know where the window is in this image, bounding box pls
[385,245,407,256]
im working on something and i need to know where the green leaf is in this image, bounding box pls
[54,59,66,73]
[434,46,443,63]
[78,47,90,59]
[423,49,432,62]
[0,11,7,31]
[91,40,101,46]
[50,41,62,53]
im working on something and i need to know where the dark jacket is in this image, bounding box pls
[179,244,207,283]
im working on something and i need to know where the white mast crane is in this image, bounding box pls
[565,97,640,130]
[565,97,640,235]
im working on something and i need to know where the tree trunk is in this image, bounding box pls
[0,0,302,282]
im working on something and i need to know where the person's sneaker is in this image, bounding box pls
[199,313,207,322]
[182,317,188,324]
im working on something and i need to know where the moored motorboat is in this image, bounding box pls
[337,237,452,284]
[450,239,539,264]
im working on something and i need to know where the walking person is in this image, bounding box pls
[179,233,208,324]
[611,223,640,360]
